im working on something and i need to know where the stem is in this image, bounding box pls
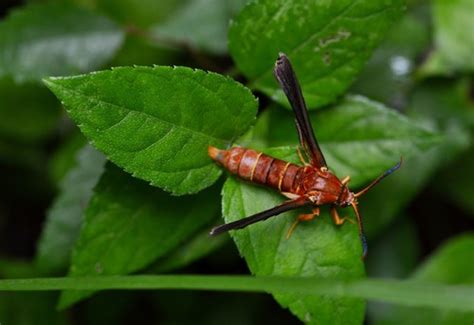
[0,275,472,312]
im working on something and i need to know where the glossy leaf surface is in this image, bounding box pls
[0,2,124,82]
[44,66,258,195]
[36,146,106,274]
[59,164,220,308]
[230,0,405,108]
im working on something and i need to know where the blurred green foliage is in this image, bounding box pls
[0,0,472,324]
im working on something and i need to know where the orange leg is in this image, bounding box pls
[340,176,351,186]
[330,206,355,226]
[286,207,320,239]
[296,147,311,166]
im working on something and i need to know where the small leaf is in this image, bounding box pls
[222,171,366,324]
[0,2,124,82]
[433,0,474,72]
[253,96,440,188]
[229,0,405,108]
[373,234,474,324]
[151,0,247,54]
[59,163,220,308]
[36,145,106,274]
[44,66,257,195]
[0,77,60,142]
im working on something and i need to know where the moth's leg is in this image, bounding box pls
[330,205,355,225]
[340,176,351,186]
[296,146,311,166]
[286,207,320,239]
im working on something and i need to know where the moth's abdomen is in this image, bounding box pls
[208,146,301,192]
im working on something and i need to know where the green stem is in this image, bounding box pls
[0,275,472,312]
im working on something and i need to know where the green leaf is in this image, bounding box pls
[48,131,88,185]
[151,0,247,54]
[59,163,220,308]
[150,225,229,274]
[36,145,106,274]
[229,0,405,108]
[0,2,124,83]
[219,96,438,323]
[351,10,430,106]
[44,66,258,195]
[413,235,474,282]
[434,146,474,216]
[82,0,186,27]
[222,173,365,324]
[108,34,183,67]
[250,96,439,189]
[433,0,474,72]
[373,234,474,324]
[0,78,60,142]
[361,80,472,237]
[366,217,420,279]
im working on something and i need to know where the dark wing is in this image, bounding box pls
[273,53,327,169]
[209,197,309,236]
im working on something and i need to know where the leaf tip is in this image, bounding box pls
[41,77,55,88]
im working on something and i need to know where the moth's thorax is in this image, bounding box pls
[301,168,348,205]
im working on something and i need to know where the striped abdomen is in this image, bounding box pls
[208,146,302,193]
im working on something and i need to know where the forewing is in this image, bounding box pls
[210,197,309,235]
[273,53,327,168]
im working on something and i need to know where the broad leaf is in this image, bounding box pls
[220,96,438,323]
[249,96,439,189]
[222,166,366,324]
[36,145,106,274]
[229,0,405,108]
[151,0,247,54]
[78,0,186,27]
[433,0,474,72]
[351,11,430,107]
[109,34,182,67]
[373,234,474,324]
[44,66,258,195]
[59,163,220,308]
[0,78,59,142]
[0,2,124,82]
[151,224,229,273]
[361,79,473,237]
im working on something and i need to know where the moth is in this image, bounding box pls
[208,53,401,258]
